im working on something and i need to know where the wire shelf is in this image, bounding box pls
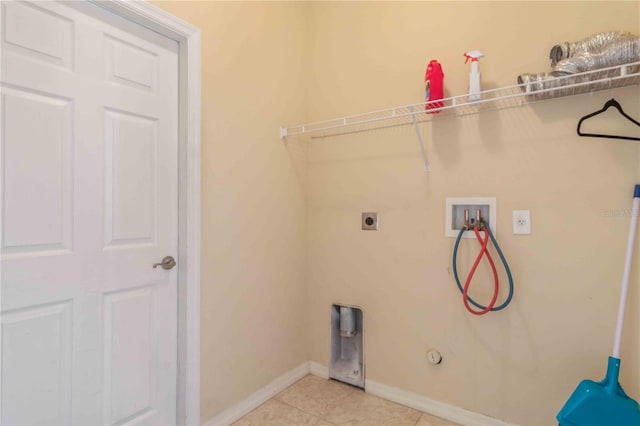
[281,62,640,140]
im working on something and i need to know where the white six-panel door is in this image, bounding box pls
[1,1,179,424]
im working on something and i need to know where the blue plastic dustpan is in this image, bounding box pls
[557,357,640,426]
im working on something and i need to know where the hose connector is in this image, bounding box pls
[476,209,485,231]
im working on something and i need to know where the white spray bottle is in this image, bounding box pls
[464,50,484,102]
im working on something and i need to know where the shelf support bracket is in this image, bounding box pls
[408,106,430,172]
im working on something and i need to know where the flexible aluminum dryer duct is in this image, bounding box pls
[552,34,640,75]
[517,32,640,100]
[549,31,632,66]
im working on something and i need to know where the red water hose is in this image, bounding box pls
[462,226,500,315]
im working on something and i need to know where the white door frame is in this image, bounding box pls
[88,1,201,425]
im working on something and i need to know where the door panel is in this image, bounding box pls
[1,1,179,424]
[104,109,158,248]
[1,87,73,255]
[103,286,158,425]
[105,35,158,93]
[1,300,73,426]
[1,1,74,70]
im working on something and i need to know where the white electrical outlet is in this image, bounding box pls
[513,210,531,234]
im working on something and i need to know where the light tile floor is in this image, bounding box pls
[232,375,462,426]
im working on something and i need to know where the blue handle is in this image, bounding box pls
[634,184,640,198]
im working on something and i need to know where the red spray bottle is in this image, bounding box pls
[425,59,444,113]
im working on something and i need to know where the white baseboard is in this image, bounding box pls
[309,362,512,426]
[203,362,310,426]
[205,361,513,426]
[309,361,329,378]
[365,379,513,426]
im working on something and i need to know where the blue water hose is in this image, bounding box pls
[452,222,514,311]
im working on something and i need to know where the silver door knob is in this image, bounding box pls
[153,256,176,270]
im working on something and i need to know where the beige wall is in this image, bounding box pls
[152,1,309,423]
[155,1,640,425]
[306,2,640,425]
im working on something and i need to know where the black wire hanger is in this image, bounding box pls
[577,98,640,141]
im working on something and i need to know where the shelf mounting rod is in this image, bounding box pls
[408,105,430,172]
